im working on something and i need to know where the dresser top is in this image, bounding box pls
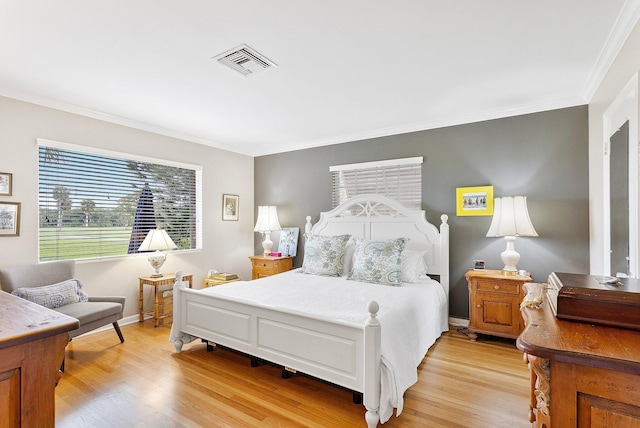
[517,283,640,373]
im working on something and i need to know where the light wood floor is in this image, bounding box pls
[55,322,531,427]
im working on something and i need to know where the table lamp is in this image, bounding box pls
[138,228,177,277]
[486,196,538,272]
[254,206,281,255]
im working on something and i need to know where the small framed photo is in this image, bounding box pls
[0,202,21,236]
[456,185,494,216]
[222,194,239,221]
[0,172,12,196]
[278,227,300,257]
[473,260,485,271]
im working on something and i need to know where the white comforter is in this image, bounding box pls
[188,269,448,423]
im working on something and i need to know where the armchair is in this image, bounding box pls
[0,260,125,343]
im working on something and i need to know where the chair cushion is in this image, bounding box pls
[55,301,123,325]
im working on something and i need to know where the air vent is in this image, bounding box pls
[213,44,277,76]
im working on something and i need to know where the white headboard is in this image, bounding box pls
[306,194,449,291]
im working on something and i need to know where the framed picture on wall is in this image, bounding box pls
[0,202,21,236]
[0,172,12,196]
[456,185,494,216]
[222,194,239,221]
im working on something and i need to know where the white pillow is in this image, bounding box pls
[341,239,356,276]
[401,250,428,283]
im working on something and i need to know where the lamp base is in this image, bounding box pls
[148,251,167,278]
[500,236,520,272]
[262,232,274,256]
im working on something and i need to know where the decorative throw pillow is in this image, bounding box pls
[301,234,351,276]
[401,250,428,283]
[12,279,80,309]
[74,279,90,302]
[348,237,406,286]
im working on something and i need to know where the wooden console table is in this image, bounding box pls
[0,291,79,427]
[517,283,640,427]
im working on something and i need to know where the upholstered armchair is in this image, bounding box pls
[0,260,125,343]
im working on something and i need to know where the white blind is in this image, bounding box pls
[330,157,423,209]
[38,140,201,262]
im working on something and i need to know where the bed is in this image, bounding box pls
[170,194,450,427]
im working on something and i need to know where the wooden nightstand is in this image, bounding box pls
[249,255,293,279]
[465,269,532,341]
[139,272,193,327]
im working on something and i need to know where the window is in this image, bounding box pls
[38,139,202,262]
[330,157,423,210]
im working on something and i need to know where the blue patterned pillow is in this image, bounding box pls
[348,237,407,286]
[301,234,351,276]
[12,279,80,309]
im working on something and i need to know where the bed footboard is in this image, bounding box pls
[172,286,382,427]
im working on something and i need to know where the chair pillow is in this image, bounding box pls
[12,279,80,309]
[348,237,406,286]
[301,234,351,276]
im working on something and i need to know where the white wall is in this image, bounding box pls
[589,19,640,275]
[0,96,254,317]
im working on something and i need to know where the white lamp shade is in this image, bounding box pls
[254,206,282,233]
[486,196,538,237]
[138,228,177,252]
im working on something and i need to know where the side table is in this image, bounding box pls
[249,255,293,279]
[465,268,532,341]
[139,272,193,327]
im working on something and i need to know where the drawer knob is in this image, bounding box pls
[494,285,500,290]
[476,304,482,308]
[262,263,267,267]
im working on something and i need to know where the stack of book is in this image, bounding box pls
[211,272,238,281]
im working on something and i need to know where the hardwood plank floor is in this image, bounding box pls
[55,323,530,427]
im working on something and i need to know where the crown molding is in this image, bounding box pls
[581,0,640,101]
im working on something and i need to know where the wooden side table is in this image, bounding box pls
[249,255,293,279]
[465,268,532,341]
[139,272,193,327]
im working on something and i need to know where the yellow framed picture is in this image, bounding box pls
[456,186,494,216]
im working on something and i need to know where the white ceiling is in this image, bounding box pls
[1,1,639,156]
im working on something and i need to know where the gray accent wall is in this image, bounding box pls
[255,106,589,319]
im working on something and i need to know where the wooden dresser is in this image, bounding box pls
[517,282,640,427]
[0,291,79,427]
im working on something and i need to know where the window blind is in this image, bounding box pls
[330,157,423,210]
[37,140,201,262]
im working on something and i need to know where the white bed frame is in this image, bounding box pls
[171,194,449,427]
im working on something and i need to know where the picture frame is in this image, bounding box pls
[456,185,494,216]
[0,202,21,236]
[222,194,239,221]
[0,172,12,196]
[277,227,300,257]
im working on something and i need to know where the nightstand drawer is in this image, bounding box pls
[475,280,520,294]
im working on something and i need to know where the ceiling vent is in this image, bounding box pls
[213,44,277,76]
